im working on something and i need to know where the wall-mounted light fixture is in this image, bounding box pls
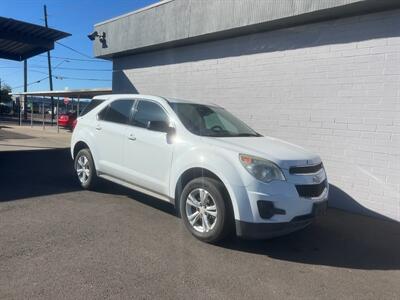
[87,31,107,48]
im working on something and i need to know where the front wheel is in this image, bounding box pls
[180,177,233,243]
[74,148,98,190]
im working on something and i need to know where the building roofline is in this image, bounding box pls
[94,0,173,27]
[92,0,400,59]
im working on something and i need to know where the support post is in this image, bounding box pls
[44,5,55,125]
[57,97,59,133]
[42,99,45,130]
[18,97,21,126]
[30,99,33,127]
[23,60,28,122]
[77,95,80,117]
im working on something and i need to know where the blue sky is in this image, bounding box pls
[0,0,158,92]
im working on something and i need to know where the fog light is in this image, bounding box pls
[257,201,286,219]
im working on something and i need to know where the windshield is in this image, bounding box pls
[169,102,261,137]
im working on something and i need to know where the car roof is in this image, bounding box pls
[92,94,220,107]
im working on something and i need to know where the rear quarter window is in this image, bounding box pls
[80,99,104,116]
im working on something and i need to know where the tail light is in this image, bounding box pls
[72,119,78,129]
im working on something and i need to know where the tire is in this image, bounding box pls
[74,148,98,190]
[180,177,233,243]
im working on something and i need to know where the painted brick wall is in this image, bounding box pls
[113,9,400,221]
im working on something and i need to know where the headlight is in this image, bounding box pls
[239,154,285,183]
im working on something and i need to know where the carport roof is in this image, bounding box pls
[0,16,70,61]
[10,88,113,98]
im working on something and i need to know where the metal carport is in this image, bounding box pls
[0,16,70,61]
[10,88,112,132]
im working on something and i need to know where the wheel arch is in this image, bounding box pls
[174,167,241,220]
[73,141,90,159]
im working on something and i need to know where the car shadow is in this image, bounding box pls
[1,147,399,271]
[0,148,81,202]
[98,180,400,271]
[94,179,177,216]
[218,208,400,271]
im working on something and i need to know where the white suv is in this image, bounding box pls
[71,94,328,242]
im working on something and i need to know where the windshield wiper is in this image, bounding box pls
[234,133,262,137]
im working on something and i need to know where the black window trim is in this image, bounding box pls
[130,98,172,130]
[80,98,105,117]
[96,98,136,125]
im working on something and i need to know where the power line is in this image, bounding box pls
[3,66,111,84]
[37,54,108,63]
[53,75,111,82]
[0,66,21,69]
[30,70,49,75]
[0,65,111,72]
[5,54,111,90]
[11,76,49,90]
[10,74,111,91]
[30,65,112,72]
[55,41,94,59]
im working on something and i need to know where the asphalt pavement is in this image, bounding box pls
[1,148,400,299]
[0,124,71,152]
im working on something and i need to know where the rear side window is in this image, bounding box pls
[131,100,169,128]
[99,99,135,124]
[80,99,104,116]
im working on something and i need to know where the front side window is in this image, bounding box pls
[98,99,135,124]
[169,102,261,137]
[132,100,169,128]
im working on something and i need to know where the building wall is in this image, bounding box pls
[112,9,400,221]
[95,0,381,58]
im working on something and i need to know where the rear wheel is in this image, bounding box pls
[180,177,233,243]
[74,148,98,190]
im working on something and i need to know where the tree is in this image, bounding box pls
[0,83,12,103]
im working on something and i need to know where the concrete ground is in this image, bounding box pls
[0,136,400,299]
[0,124,71,151]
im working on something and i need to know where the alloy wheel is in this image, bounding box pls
[185,188,218,233]
[76,155,90,184]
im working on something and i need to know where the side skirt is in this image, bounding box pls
[99,173,174,204]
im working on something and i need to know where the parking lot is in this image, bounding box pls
[1,130,400,299]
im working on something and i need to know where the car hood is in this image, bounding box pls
[206,136,321,169]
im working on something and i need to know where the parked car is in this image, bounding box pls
[58,111,77,129]
[71,95,328,243]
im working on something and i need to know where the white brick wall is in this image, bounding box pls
[113,9,400,221]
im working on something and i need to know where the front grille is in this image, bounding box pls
[296,180,327,198]
[290,163,323,174]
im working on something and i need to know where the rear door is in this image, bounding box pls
[94,99,135,178]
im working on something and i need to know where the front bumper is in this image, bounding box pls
[236,200,328,239]
[233,166,329,224]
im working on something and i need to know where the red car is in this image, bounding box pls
[58,112,77,130]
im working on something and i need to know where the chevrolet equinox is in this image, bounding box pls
[71,94,328,243]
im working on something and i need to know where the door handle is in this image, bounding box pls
[128,133,136,141]
[95,124,102,130]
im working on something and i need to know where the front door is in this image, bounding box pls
[123,100,174,198]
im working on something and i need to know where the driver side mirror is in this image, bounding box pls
[147,120,175,135]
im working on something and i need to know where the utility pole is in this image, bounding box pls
[23,59,27,121]
[44,5,54,125]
